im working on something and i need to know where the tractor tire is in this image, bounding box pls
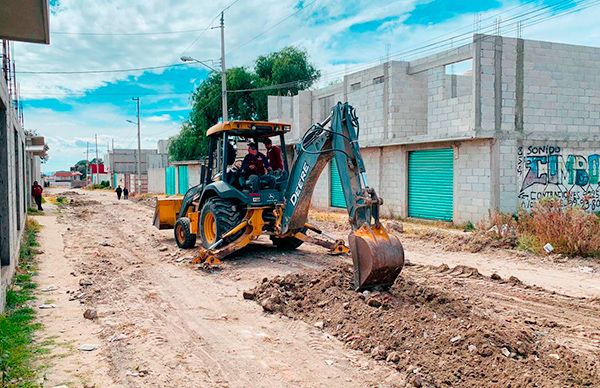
[270,235,304,250]
[174,217,196,249]
[199,198,244,249]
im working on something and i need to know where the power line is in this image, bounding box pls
[18,0,598,97]
[16,63,195,75]
[314,0,589,85]
[51,29,212,36]
[229,0,318,53]
[180,0,244,57]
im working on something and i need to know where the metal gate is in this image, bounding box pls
[330,161,345,208]
[408,148,454,221]
[165,167,176,195]
[177,165,188,195]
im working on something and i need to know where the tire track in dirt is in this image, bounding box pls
[58,190,405,387]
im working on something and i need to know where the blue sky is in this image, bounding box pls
[14,0,597,172]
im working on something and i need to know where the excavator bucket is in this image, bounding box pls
[348,224,404,291]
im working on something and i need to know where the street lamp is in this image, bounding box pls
[181,53,227,122]
[180,56,219,72]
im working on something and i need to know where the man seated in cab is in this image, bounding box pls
[241,142,270,192]
[263,138,283,172]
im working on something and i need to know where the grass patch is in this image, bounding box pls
[26,207,44,216]
[55,196,68,206]
[0,218,46,387]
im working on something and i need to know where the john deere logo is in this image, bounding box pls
[290,161,310,206]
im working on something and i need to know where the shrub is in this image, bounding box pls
[462,221,475,232]
[518,199,600,257]
[55,196,69,205]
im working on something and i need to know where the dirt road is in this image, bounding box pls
[33,189,600,387]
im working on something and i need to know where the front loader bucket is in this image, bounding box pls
[348,224,404,291]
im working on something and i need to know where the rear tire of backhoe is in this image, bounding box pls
[270,235,304,250]
[174,217,196,249]
[199,198,244,249]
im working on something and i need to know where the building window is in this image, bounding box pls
[373,76,384,85]
[350,82,361,91]
[444,58,473,99]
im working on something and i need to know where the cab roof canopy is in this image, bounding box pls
[206,120,291,138]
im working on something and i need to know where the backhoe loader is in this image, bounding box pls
[154,102,404,290]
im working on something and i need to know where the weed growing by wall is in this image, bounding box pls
[0,219,45,386]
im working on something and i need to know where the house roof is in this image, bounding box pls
[54,171,82,178]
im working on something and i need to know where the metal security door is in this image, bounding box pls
[408,148,454,221]
[177,166,188,195]
[330,161,345,208]
[165,167,176,195]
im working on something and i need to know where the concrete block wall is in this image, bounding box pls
[427,66,473,138]
[188,165,201,188]
[521,40,600,136]
[496,138,519,213]
[0,72,27,313]
[454,140,493,223]
[311,84,344,122]
[379,145,406,218]
[310,161,330,208]
[345,65,387,144]
[388,61,428,140]
[148,167,165,193]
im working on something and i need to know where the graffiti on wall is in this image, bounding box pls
[518,145,600,211]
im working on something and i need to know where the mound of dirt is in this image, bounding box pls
[69,198,101,207]
[410,229,516,253]
[130,196,156,208]
[247,264,598,387]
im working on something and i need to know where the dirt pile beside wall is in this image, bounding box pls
[247,264,598,387]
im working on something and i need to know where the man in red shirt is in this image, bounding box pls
[264,138,283,171]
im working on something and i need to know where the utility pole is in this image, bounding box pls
[86,141,89,185]
[133,97,141,194]
[94,134,99,185]
[220,12,228,122]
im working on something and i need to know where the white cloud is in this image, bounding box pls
[13,0,600,173]
[25,103,180,172]
[146,114,171,122]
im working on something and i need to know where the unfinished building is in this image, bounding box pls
[269,34,600,224]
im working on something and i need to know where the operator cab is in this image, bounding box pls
[202,120,291,206]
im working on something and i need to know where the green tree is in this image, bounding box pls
[73,159,88,178]
[168,46,320,161]
[254,46,320,119]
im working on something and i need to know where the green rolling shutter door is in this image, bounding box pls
[165,167,176,195]
[177,165,188,194]
[330,161,345,208]
[408,148,454,221]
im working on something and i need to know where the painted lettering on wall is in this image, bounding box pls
[518,145,600,211]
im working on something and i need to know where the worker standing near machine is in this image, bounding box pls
[264,138,283,172]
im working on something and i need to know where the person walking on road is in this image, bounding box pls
[31,181,44,211]
[123,187,129,200]
[115,185,123,200]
